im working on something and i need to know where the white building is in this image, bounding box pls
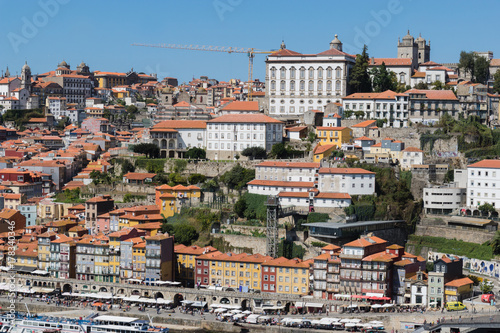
[423,185,467,215]
[265,36,355,118]
[247,180,315,196]
[318,168,375,196]
[400,147,424,170]
[467,159,500,209]
[150,120,206,152]
[368,58,413,87]
[255,161,319,182]
[322,113,342,127]
[313,192,351,208]
[46,96,67,118]
[206,114,283,160]
[343,90,409,128]
[353,136,375,152]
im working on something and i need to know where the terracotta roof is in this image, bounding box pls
[315,192,351,199]
[420,61,441,66]
[370,58,412,66]
[363,251,396,262]
[344,236,387,248]
[351,120,377,128]
[394,259,413,267]
[405,89,458,101]
[316,48,354,57]
[175,245,217,255]
[247,180,315,188]
[286,126,308,132]
[403,147,423,153]
[355,136,374,141]
[468,159,500,169]
[427,66,453,72]
[123,172,156,180]
[445,277,474,288]
[256,161,320,169]
[318,167,375,175]
[207,114,283,124]
[269,49,302,56]
[221,101,259,111]
[316,126,348,131]
[173,101,191,107]
[313,144,336,155]
[153,120,206,129]
[277,192,309,198]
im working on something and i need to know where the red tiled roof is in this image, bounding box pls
[153,120,206,129]
[405,89,458,101]
[221,101,259,112]
[445,277,474,288]
[420,61,441,66]
[318,167,375,175]
[370,58,412,66]
[277,192,309,198]
[468,159,500,169]
[315,192,351,199]
[208,114,283,124]
[316,126,348,131]
[313,144,336,155]
[123,172,156,180]
[247,179,315,188]
[351,120,377,128]
[256,161,320,169]
[270,49,302,56]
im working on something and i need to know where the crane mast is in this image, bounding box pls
[131,42,274,101]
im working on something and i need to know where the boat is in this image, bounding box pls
[0,314,169,333]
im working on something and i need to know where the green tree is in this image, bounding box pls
[414,82,429,90]
[474,56,490,84]
[432,80,445,90]
[188,173,206,185]
[458,51,476,79]
[478,203,496,216]
[349,45,372,93]
[234,197,247,218]
[492,70,500,94]
[185,147,206,159]
[132,143,159,158]
[492,231,500,255]
[126,105,138,114]
[343,109,353,119]
[220,164,255,190]
[270,143,287,159]
[172,224,199,245]
[202,178,219,192]
[120,159,135,175]
[173,159,188,173]
[307,131,317,143]
[241,146,267,159]
[370,62,396,92]
[480,279,494,294]
[354,110,365,119]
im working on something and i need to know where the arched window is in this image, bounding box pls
[290,81,295,91]
[270,81,276,90]
[300,67,305,79]
[335,67,341,79]
[300,81,305,91]
[317,81,323,91]
[308,81,314,91]
[290,67,296,79]
[318,67,323,79]
[280,67,286,79]
[280,81,286,90]
[270,67,276,79]
[308,67,314,79]
[335,80,341,91]
[326,81,332,91]
[327,67,333,79]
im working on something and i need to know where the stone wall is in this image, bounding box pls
[414,224,495,244]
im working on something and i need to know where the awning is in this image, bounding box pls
[32,287,54,293]
[92,302,104,307]
[13,266,37,273]
[191,301,207,308]
[32,270,50,275]
[305,302,324,308]
[181,300,194,305]
[126,278,143,283]
[369,296,391,301]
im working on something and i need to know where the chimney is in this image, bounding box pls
[371,57,375,65]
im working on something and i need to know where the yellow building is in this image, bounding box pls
[119,205,162,229]
[313,144,337,163]
[14,243,39,272]
[445,277,474,302]
[174,244,217,287]
[201,252,271,290]
[157,193,176,218]
[132,242,146,280]
[107,228,144,281]
[36,231,56,271]
[38,198,65,221]
[92,235,111,282]
[315,126,352,148]
[262,257,311,295]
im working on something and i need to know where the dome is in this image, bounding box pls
[22,61,30,71]
[330,34,341,45]
[402,30,413,40]
[79,61,87,67]
[329,34,342,51]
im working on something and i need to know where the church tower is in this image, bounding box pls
[397,30,430,70]
[20,61,32,93]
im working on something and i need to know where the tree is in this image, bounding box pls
[432,80,445,90]
[172,224,199,245]
[492,231,500,255]
[234,197,247,218]
[458,51,476,79]
[370,62,396,92]
[202,178,219,192]
[480,278,494,294]
[173,159,187,173]
[475,56,490,84]
[478,203,496,216]
[414,82,429,90]
[132,143,159,158]
[349,45,372,93]
[343,109,353,119]
[241,146,266,159]
[126,105,138,114]
[188,173,206,185]
[120,159,135,175]
[220,164,255,190]
[185,147,206,159]
[491,70,500,95]
[354,110,365,119]
[270,143,288,159]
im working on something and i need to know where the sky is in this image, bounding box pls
[1,0,500,84]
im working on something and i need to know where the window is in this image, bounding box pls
[300,68,305,79]
[300,81,305,91]
[280,68,286,79]
[280,81,285,90]
[335,68,341,78]
[290,67,296,79]
[270,81,276,90]
[327,67,332,78]
[308,81,314,91]
[335,81,341,91]
[290,81,295,91]
[309,68,314,79]
[317,81,323,91]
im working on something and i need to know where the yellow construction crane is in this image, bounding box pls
[131,42,276,101]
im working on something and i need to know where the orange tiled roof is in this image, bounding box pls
[318,167,375,175]
[468,159,500,169]
[445,277,474,288]
[256,161,320,169]
[315,192,351,199]
[247,180,315,188]
[352,120,377,128]
[220,101,259,112]
[208,114,283,124]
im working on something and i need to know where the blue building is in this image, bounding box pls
[18,203,37,226]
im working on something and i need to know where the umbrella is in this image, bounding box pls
[92,302,104,307]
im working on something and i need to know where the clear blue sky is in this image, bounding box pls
[1,0,499,84]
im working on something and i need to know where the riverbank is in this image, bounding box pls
[2,299,498,333]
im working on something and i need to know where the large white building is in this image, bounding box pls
[467,159,500,209]
[206,114,283,160]
[318,168,375,196]
[46,96,67,118]
[255,161,319,182]
[343,90,409,128]
[151,120,206,151]
[265,36,355,118]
